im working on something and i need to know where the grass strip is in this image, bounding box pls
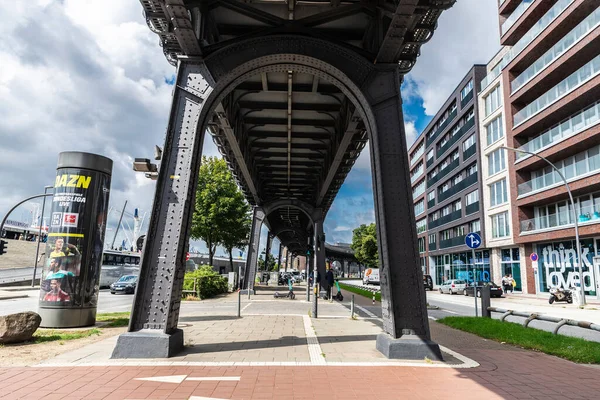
[32,328,102,344]
[438,316,600,364]
[96,312,130,327]
[338,282,381,302]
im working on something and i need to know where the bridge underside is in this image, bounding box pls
[112,0,454,360]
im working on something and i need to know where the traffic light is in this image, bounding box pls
[0,239,7,256]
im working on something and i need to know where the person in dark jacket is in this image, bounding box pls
[325,268,334,300]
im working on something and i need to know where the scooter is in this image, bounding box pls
[548,286,573,304]
[274,278,295,300]
[334,280,343,301]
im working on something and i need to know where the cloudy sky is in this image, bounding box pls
[0,0,499,260]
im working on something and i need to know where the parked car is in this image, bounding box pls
[110,275,138,295]
[463,281,503,298]
[423,274,433,290]
[438,279,467,294]
[363,268,380,285]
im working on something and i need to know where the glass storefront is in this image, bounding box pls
[433,250,491,285]
[501,248,521,291]
[536,238,598,296]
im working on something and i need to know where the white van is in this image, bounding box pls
[363,268,380,285]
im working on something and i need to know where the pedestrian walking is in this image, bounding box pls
[501,274,511,294]
[325,267,334,301]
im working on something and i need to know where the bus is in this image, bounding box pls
[99,250,141,288]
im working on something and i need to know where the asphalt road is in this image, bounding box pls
[0,289,135,316]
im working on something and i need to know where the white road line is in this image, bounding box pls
[355,305,377,318]
[428,316,437,321]
[134,375,240,384]
[444,310,458,314]
[302,315,326,365]
[241,303,252,312]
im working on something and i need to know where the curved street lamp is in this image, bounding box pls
[501,146,586,306]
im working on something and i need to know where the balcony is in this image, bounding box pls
[516,101,600,162]
[463,144,476,161]
[501,0,535,36]
[466,201,480,215]
[426,109,458,148]
[520,204,600,234]
[427,158,459,188]
[513,54,600,127]
[428,199,435,209]
[429,242,437,251]
[439,234,468,250]
[517,146,600,196]
[436,117,475,159]
[426,157,434,168]
[460,91,474,109]
[411,169,424,184]
[511,8,600,94]
[429,209,462,230]
[438,172,478,203]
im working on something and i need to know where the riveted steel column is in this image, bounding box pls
[243,207,264,293]
[364,67,441,360]
[112,60,212,358]
[312,211,325,318]
[277,242,283,271]
[265,232,273,273]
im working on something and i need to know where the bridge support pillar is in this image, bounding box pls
[242,207,265,293]
[365,67,442,360]
[112,60,211,358]
[311,213,325,318]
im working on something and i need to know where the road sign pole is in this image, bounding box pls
[472,248,478,317]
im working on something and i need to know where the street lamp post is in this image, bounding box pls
[32,185,54,287]
[501,146,586,306]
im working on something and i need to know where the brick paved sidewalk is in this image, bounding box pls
[1,320,599,399]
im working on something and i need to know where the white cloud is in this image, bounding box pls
[404,120,419,147]
[407,0,500,115]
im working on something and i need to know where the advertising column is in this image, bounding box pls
[38,152,113,328]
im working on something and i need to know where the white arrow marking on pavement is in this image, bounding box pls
[135,375,240,384]
[135,375,187,383]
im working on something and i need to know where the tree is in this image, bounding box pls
[258,253,277,271]
[350,223,379,268]
[191,156,251,267]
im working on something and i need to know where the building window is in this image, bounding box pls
[500,248,522,291]
[467,109,475,121]
[416,218,427,234]
[412,179,425,199]
[466,189,479,205]
[414,199,424,216]
[490,179,508,207]
[488,148,506,176]
[428,233,436,244]
[491,212,510,238]
[410,142,425,165]
[427,149,434,162]
[453,174,463,185]
[441,205,451,217]
[418,237,426,253]
[469,219,480,233]
[484,85,502,117]
[485,115,504,146]
[427,191,435,202]
[461,79,473,100]
[463,134,476,152]
[453,199,462,211]
[525,191,600,232]
[467,163,478,176]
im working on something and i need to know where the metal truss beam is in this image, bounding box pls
[238,101,341,112]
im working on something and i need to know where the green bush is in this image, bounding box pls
[183,265,228,299]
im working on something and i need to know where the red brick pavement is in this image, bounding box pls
[1,323,599,399]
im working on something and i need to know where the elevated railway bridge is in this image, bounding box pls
[114,0,456,360]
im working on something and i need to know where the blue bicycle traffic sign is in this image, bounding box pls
[465,232,481,249]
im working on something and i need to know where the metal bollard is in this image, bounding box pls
[351,294,355,318]
[480,285,491,318]
[372,293,375,305]
[237,290,241,318]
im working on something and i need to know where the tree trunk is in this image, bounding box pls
[208,239,214,266]
[228,248,234,273]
